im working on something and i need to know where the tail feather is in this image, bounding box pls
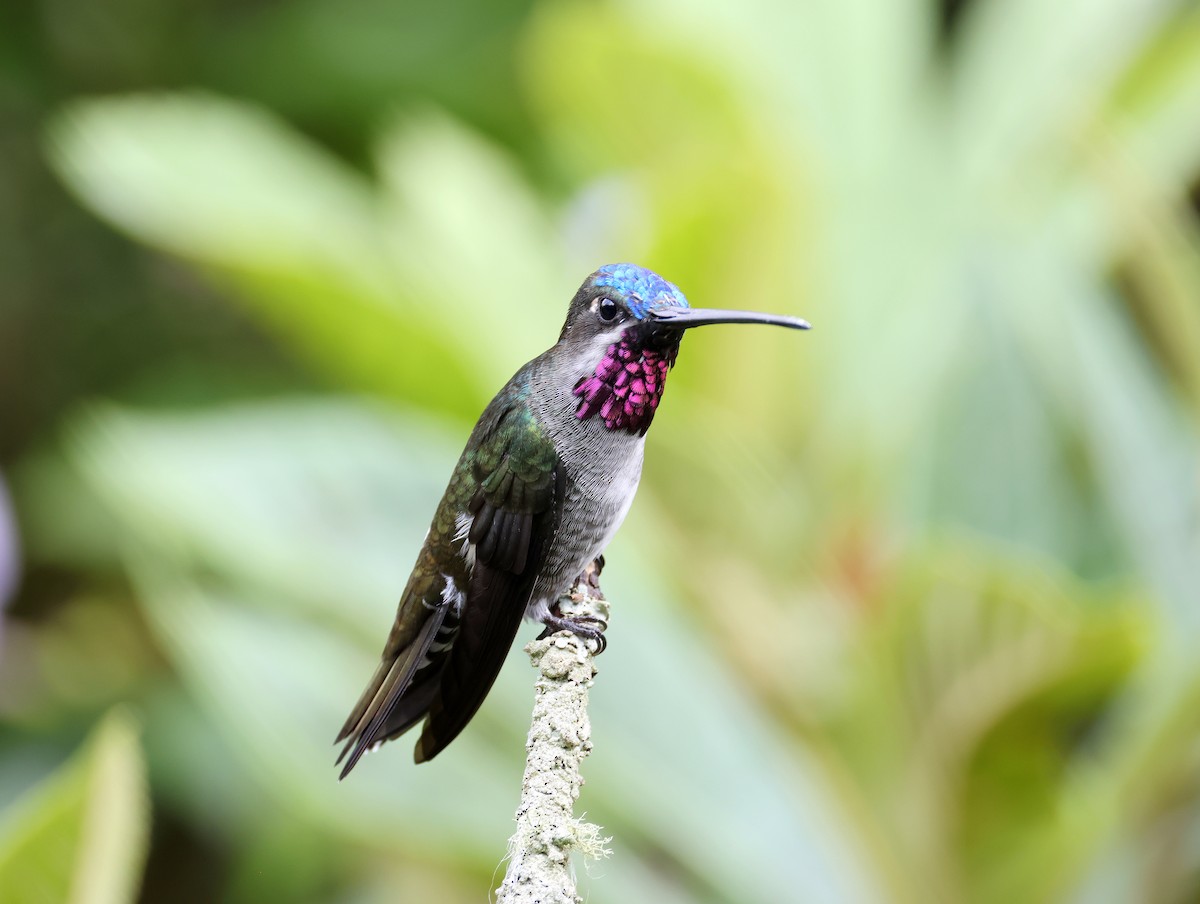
[414,565,527,763]
[336,657,391,745]
[336,603,450,778]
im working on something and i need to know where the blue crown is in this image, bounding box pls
[591,264,689,319]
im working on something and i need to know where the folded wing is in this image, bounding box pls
[336,400,562,775]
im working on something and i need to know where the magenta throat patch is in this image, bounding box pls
[573,332,679,435]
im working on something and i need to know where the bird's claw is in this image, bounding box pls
[538,556,609,653]
[538,613,608,655]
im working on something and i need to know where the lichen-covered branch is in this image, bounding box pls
[497,563,611,904]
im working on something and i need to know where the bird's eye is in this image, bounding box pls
[598,297,621,322]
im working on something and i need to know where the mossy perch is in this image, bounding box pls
[497,560,611,904]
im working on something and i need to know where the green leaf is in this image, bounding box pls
[1104,6,1200,184]
[45,93,475,408]
[0,711,149,904]
[46,93,384,282]
[952,0,1176,190]
[826,544,1147,904]
[70,400,457,632]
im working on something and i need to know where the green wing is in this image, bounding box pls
[467,403,560,574]
[336,394,563,773]
[415,402,563,762]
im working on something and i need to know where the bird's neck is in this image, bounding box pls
[572,329,679,436]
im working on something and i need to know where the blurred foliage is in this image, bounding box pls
[3,0,1200,902]
[0,711,148,904]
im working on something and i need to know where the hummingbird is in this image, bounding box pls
[336,264,808,776]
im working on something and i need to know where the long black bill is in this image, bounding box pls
[646,306,811,331]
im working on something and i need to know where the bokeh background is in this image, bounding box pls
[3,0,1200,902]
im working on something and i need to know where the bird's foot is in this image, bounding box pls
[538,556,609,653]
[538,612,607,655]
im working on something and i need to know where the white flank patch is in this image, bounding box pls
[453,512,477,570]
[440,573,464,615]
[452,512,470,543]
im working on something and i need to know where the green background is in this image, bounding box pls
[3,1,1200,901]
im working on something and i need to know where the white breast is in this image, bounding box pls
[524,362,647,620]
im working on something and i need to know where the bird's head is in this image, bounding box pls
[558,263,809,435]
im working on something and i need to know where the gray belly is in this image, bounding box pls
[524,425,644,620]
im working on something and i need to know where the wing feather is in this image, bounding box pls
[336,393,564,774]
[414,410,563,762]
[335,597,450,778]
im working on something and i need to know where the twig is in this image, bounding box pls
[497,562,612,904]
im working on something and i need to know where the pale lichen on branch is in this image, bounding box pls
[496,562,611,904]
